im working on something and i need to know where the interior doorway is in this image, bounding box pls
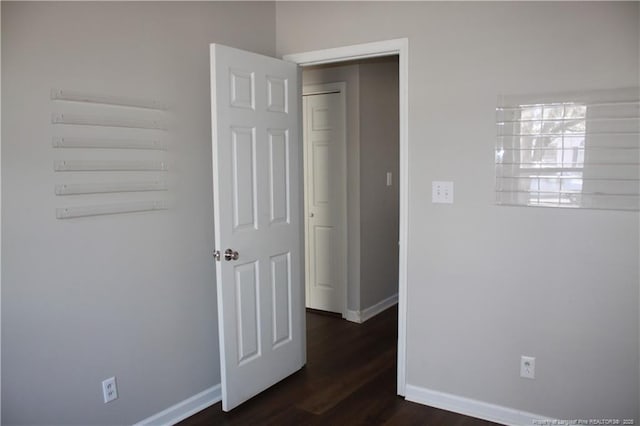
[285,38,410,396]
[302,83,348,316]
[301,57,400,324]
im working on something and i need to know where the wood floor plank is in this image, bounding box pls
[296,347,396,415]
[178,305,497,426]
[311,366,403,425]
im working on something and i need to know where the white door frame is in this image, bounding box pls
[284,38,409,397]
[302,82,348,318]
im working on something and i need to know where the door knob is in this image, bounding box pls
[213,250,221,261]
[309,212,314,218]
[224,248,239,261]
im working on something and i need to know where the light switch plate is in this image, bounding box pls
[432,181,453,203]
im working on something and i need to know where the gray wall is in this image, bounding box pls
[277,1,640,421]
[302,58,400,313]
[1,2,275,425]
[358,57,399,310]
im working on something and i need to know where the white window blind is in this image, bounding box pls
[495,88,640,211]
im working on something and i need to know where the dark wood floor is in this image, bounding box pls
[179,306,496,425]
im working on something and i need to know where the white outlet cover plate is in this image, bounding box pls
[432,181,454,204]
[520,356,535,379]
[102,376,118,403]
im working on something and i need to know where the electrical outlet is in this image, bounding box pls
[432,181,454,204]
[102,376,118,403]
[520,356,535,379]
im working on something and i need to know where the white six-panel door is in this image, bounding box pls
[302,88,347,315]
[210,44,304,412]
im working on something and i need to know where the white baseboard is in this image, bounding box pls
[345,309,361,323]
[405,384,556,426]
[133,384,221,426]
[345,293,398,324]
[361,293,398,322]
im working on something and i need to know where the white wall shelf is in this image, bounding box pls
[52,113,166,130]
[496,88,640,211]
[54,160,168,172]
[55,181,168,195]
[51,88,168,110]
[56,200,167,219]
[52,136,167,151]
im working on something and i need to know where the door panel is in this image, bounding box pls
[267,77,288,113]
[271,252,292,348]
[312,143,330,204]
[268,130,290,225]
[230,70,255,109]
[231,127,257,231]
[235,261,260,365]
[314,226,335,289]
[303,91,346,314]
[312,106,331,130]
[211,44,304,412]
